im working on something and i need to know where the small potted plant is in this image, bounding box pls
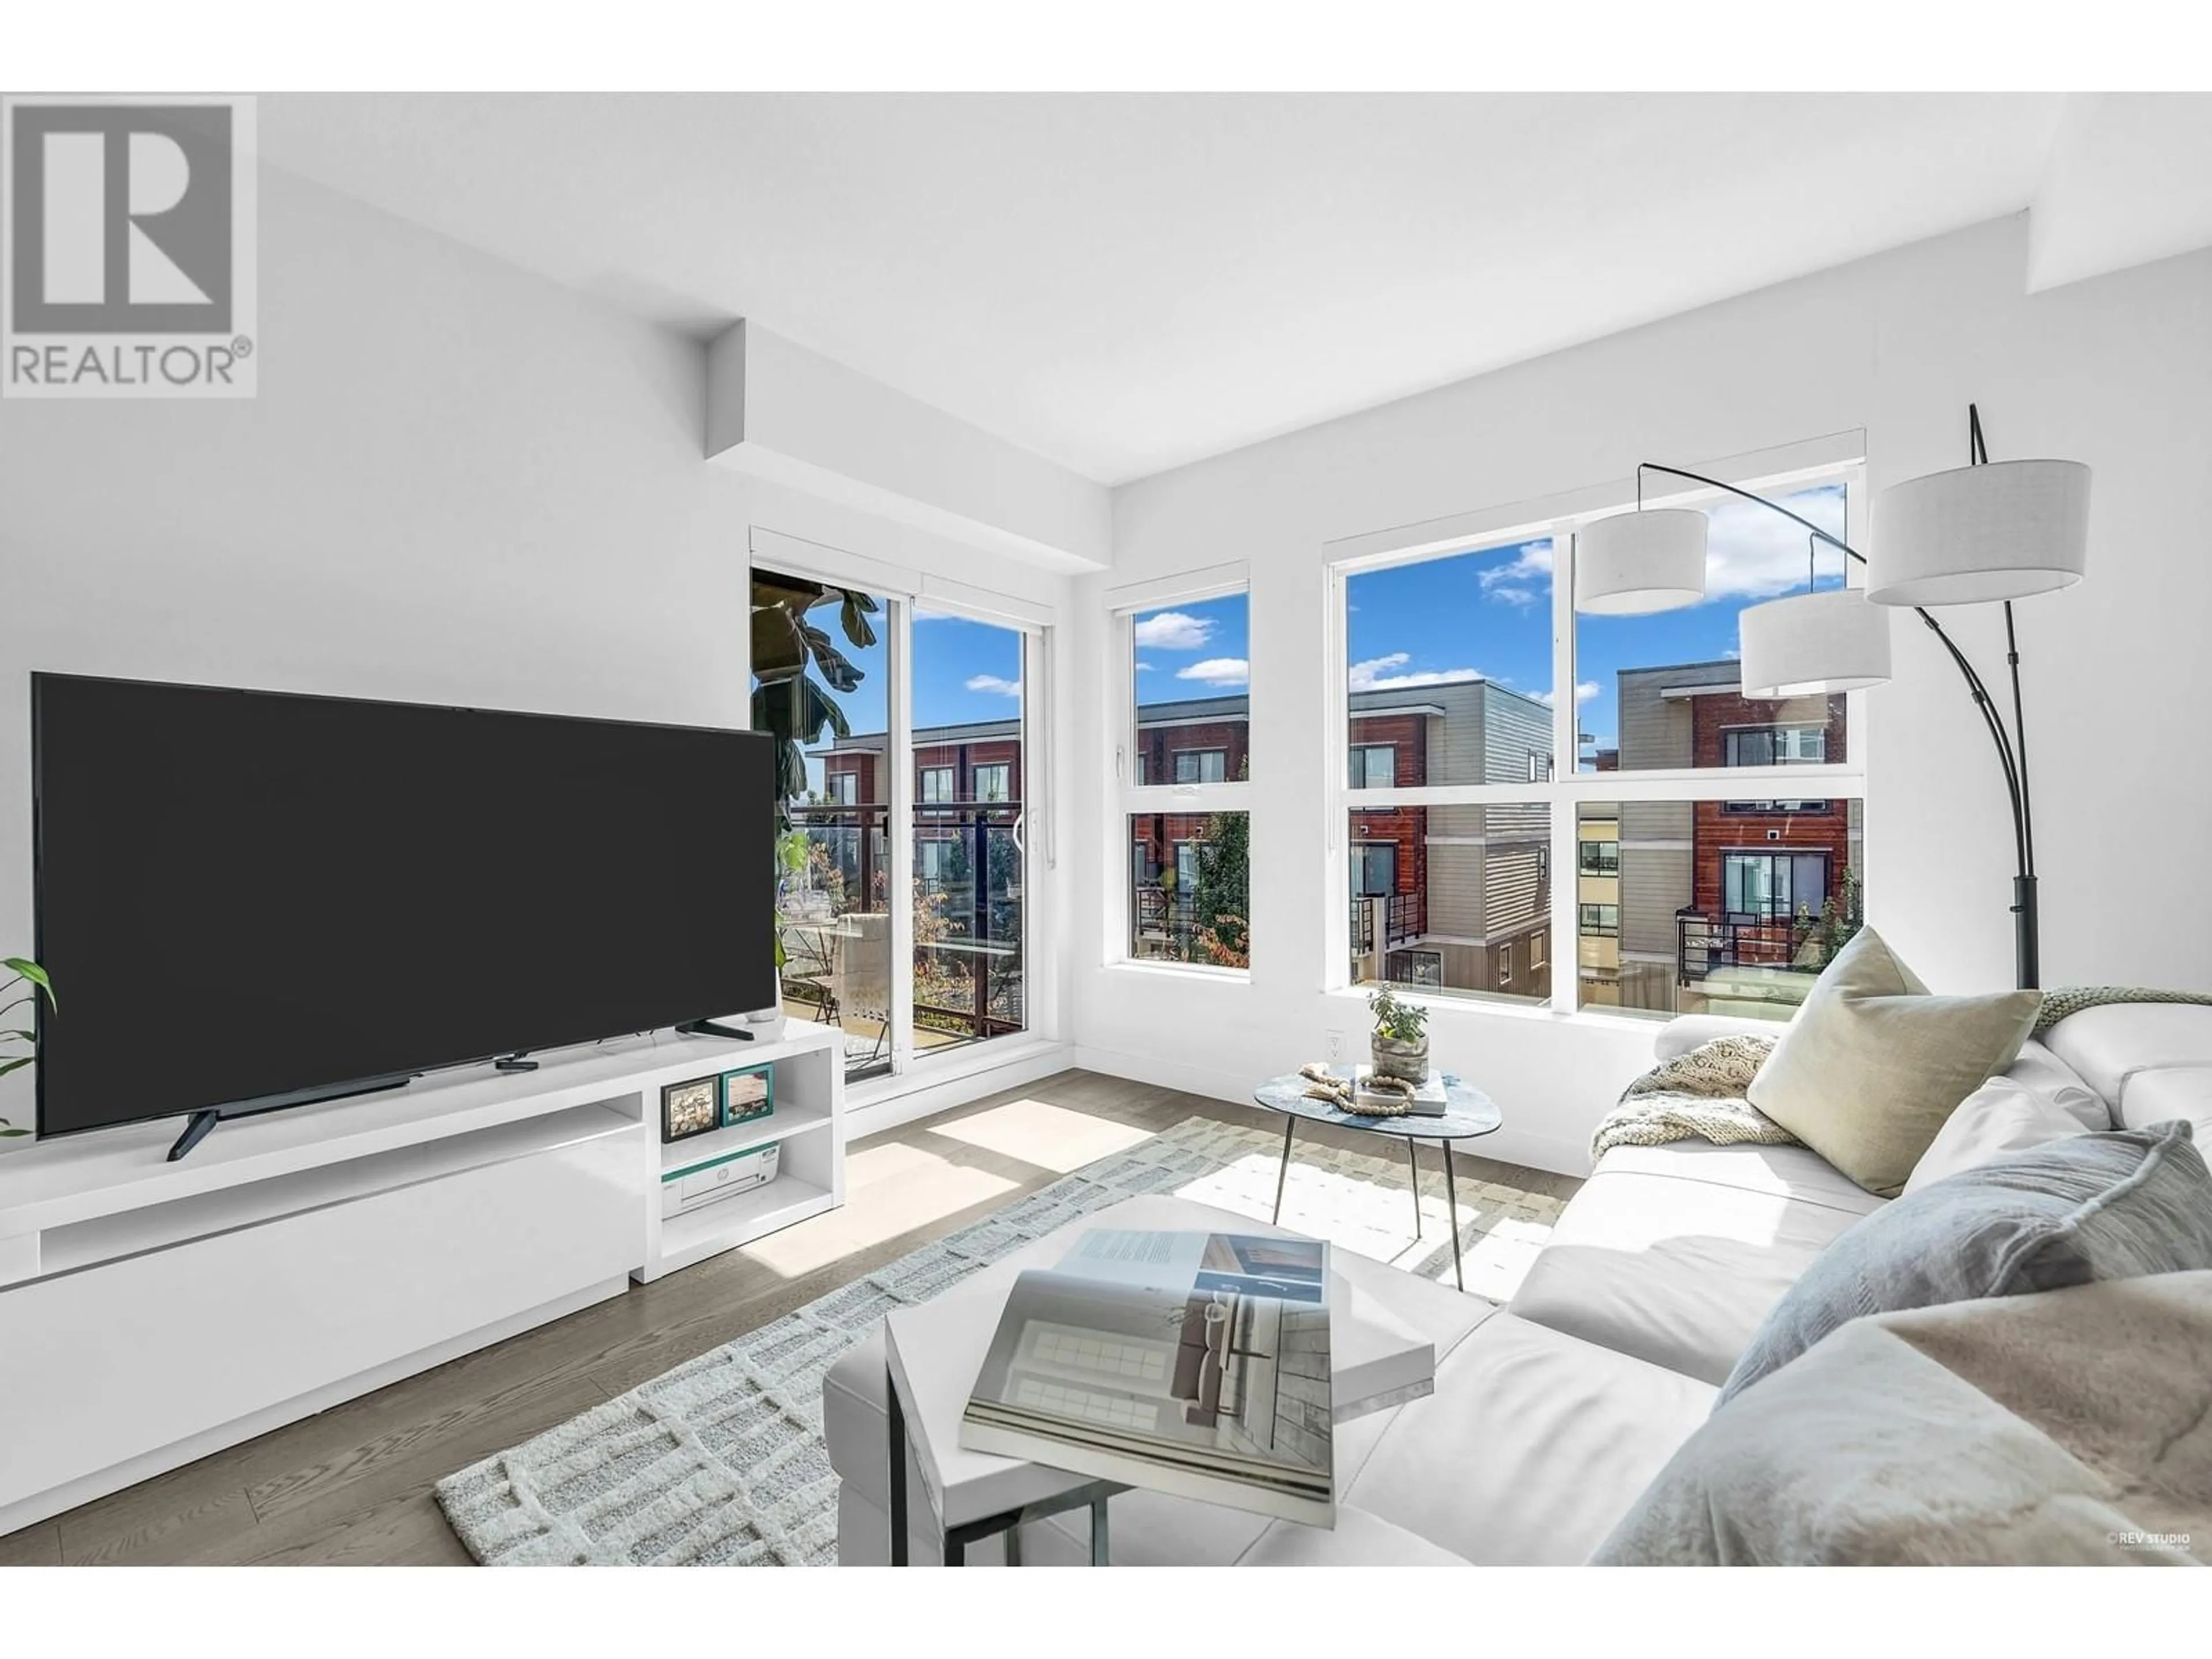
[1367,985,1430,1086]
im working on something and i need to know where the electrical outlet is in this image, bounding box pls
[1324,1029,1348,1062]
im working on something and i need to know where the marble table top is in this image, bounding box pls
[1252,1066,1503,1141]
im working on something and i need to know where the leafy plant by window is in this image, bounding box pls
[1,956,56,1138]
[750,569,880,816]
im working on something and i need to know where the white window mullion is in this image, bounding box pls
[1551,523,1580,1012]
[887,596,915,1076]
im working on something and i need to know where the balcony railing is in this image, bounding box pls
[1349,893,1422,956]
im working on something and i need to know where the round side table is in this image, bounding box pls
[1251,1068,1503,1291]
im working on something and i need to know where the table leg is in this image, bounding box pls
[887,1361,909,1566]
[1271,1115,1296,1225]
[1406,1138,1422,1238]
[1440,1141,1463,1291]
[1091,1495,1111,1565]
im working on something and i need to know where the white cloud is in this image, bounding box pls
[1535,682,1601,707]
[1349,652,1485,692]
[964,673,1021,698]
[1479,543,1553,590]
[1486,585,1542,608]
[1134,660,1155,672]
[1699,485,1849,602]
[1133,611,1216,650]
[1176,657,1249,687]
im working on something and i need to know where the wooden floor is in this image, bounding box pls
[0,1068,1580,1568]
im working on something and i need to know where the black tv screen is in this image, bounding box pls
[32,673,777,1139]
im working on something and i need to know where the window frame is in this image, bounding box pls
[1109,567,1255,976]
[973,762,1012,802]
[1323,442,1868,1019]
[1350,743,1396,790]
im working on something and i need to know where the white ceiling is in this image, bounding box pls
[257,93,2193,485]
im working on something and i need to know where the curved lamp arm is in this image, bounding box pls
[1626,435,2039,987]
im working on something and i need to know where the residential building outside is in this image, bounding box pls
[1578,658,1861,1018]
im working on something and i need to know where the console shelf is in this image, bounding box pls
[0,1016,846,1533]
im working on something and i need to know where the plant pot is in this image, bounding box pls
[1370,1033,1429,1085]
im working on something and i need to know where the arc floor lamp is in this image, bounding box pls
[1576,407,2092,991]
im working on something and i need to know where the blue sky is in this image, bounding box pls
[772,479,1846,788]
[1340,482,1849,768]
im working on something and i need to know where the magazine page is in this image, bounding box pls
[960,1230,1335,1527]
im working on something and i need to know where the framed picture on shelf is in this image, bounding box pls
[660,1075,720,1142]
[719,1063,774,1127]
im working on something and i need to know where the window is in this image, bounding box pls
[1353,842,1397,899]
[974,762,1012,802]
[1575,480,1852,776]
[1725,724,1826,767]
[1335,460,1864,1023]
[1350,744,1395,789]
[1129,590,1252,781]
[1119,580,1253,974]
[1173,749,1228,784]
[1128,812,1251,967]
[1342,535,1555,1005]
[757,559,1044,1085]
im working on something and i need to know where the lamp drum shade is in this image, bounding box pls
[1740,589,1893,699]
[1869,459,2091,607]
[1576,507,1706,614]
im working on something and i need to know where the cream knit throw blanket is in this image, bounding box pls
[1590,1034,1793,1163]
[2035,985,2212,1033]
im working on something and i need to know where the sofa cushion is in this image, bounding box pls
[1344,1312,1715,1565]
[2003,1037,2109,1130]
[1508,1142,1879,1385]
[2119,1066,2212,1139]
[1902,1077,2092,1197]
[1721,1122,2212,1407]
[1598,1273,2212,1565]
[2040,1003,2212,1112]
[1746,928,2041,1198]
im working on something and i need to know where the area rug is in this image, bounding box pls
[434,1115,1565,1566]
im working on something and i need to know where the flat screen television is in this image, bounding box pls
[32,672,777,1146]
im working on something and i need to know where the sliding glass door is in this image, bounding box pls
[752,561,1035,1086]
[908,608,1028,1059]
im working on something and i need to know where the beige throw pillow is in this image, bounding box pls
[1746,929,2041,1198]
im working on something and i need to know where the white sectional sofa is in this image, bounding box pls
[821,1002,2212,1566]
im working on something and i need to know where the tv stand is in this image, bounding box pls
[0,1020,845,1536]
[161,1074,416,1162]
[164,1109,222,1163]
[676,1017,754,1041]
[494,1053,540,1073]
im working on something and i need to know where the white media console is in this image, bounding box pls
[0,1018,845,1534]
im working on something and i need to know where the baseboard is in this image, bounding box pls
[1071,1043,1592,1180]
[0,1274,629,1539]
[845,1041,1076,1139]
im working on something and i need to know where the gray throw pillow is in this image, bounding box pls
[1717,1120,2212,1408]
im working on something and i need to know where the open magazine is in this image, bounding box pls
[958,1228,1346,1527]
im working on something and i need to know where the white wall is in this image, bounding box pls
[0,164,1077,1137]
[1075,215,2212,1176]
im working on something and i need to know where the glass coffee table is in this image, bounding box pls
[1251,1068,1502,1291]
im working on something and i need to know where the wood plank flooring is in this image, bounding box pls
[2,1068,1579,1567]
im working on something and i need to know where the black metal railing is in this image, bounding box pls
[781,799,1025,1049]
[1676,909,1811,986]
[1349,893,1421,955]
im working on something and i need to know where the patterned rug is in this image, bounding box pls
[434,1115,1565,1566]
